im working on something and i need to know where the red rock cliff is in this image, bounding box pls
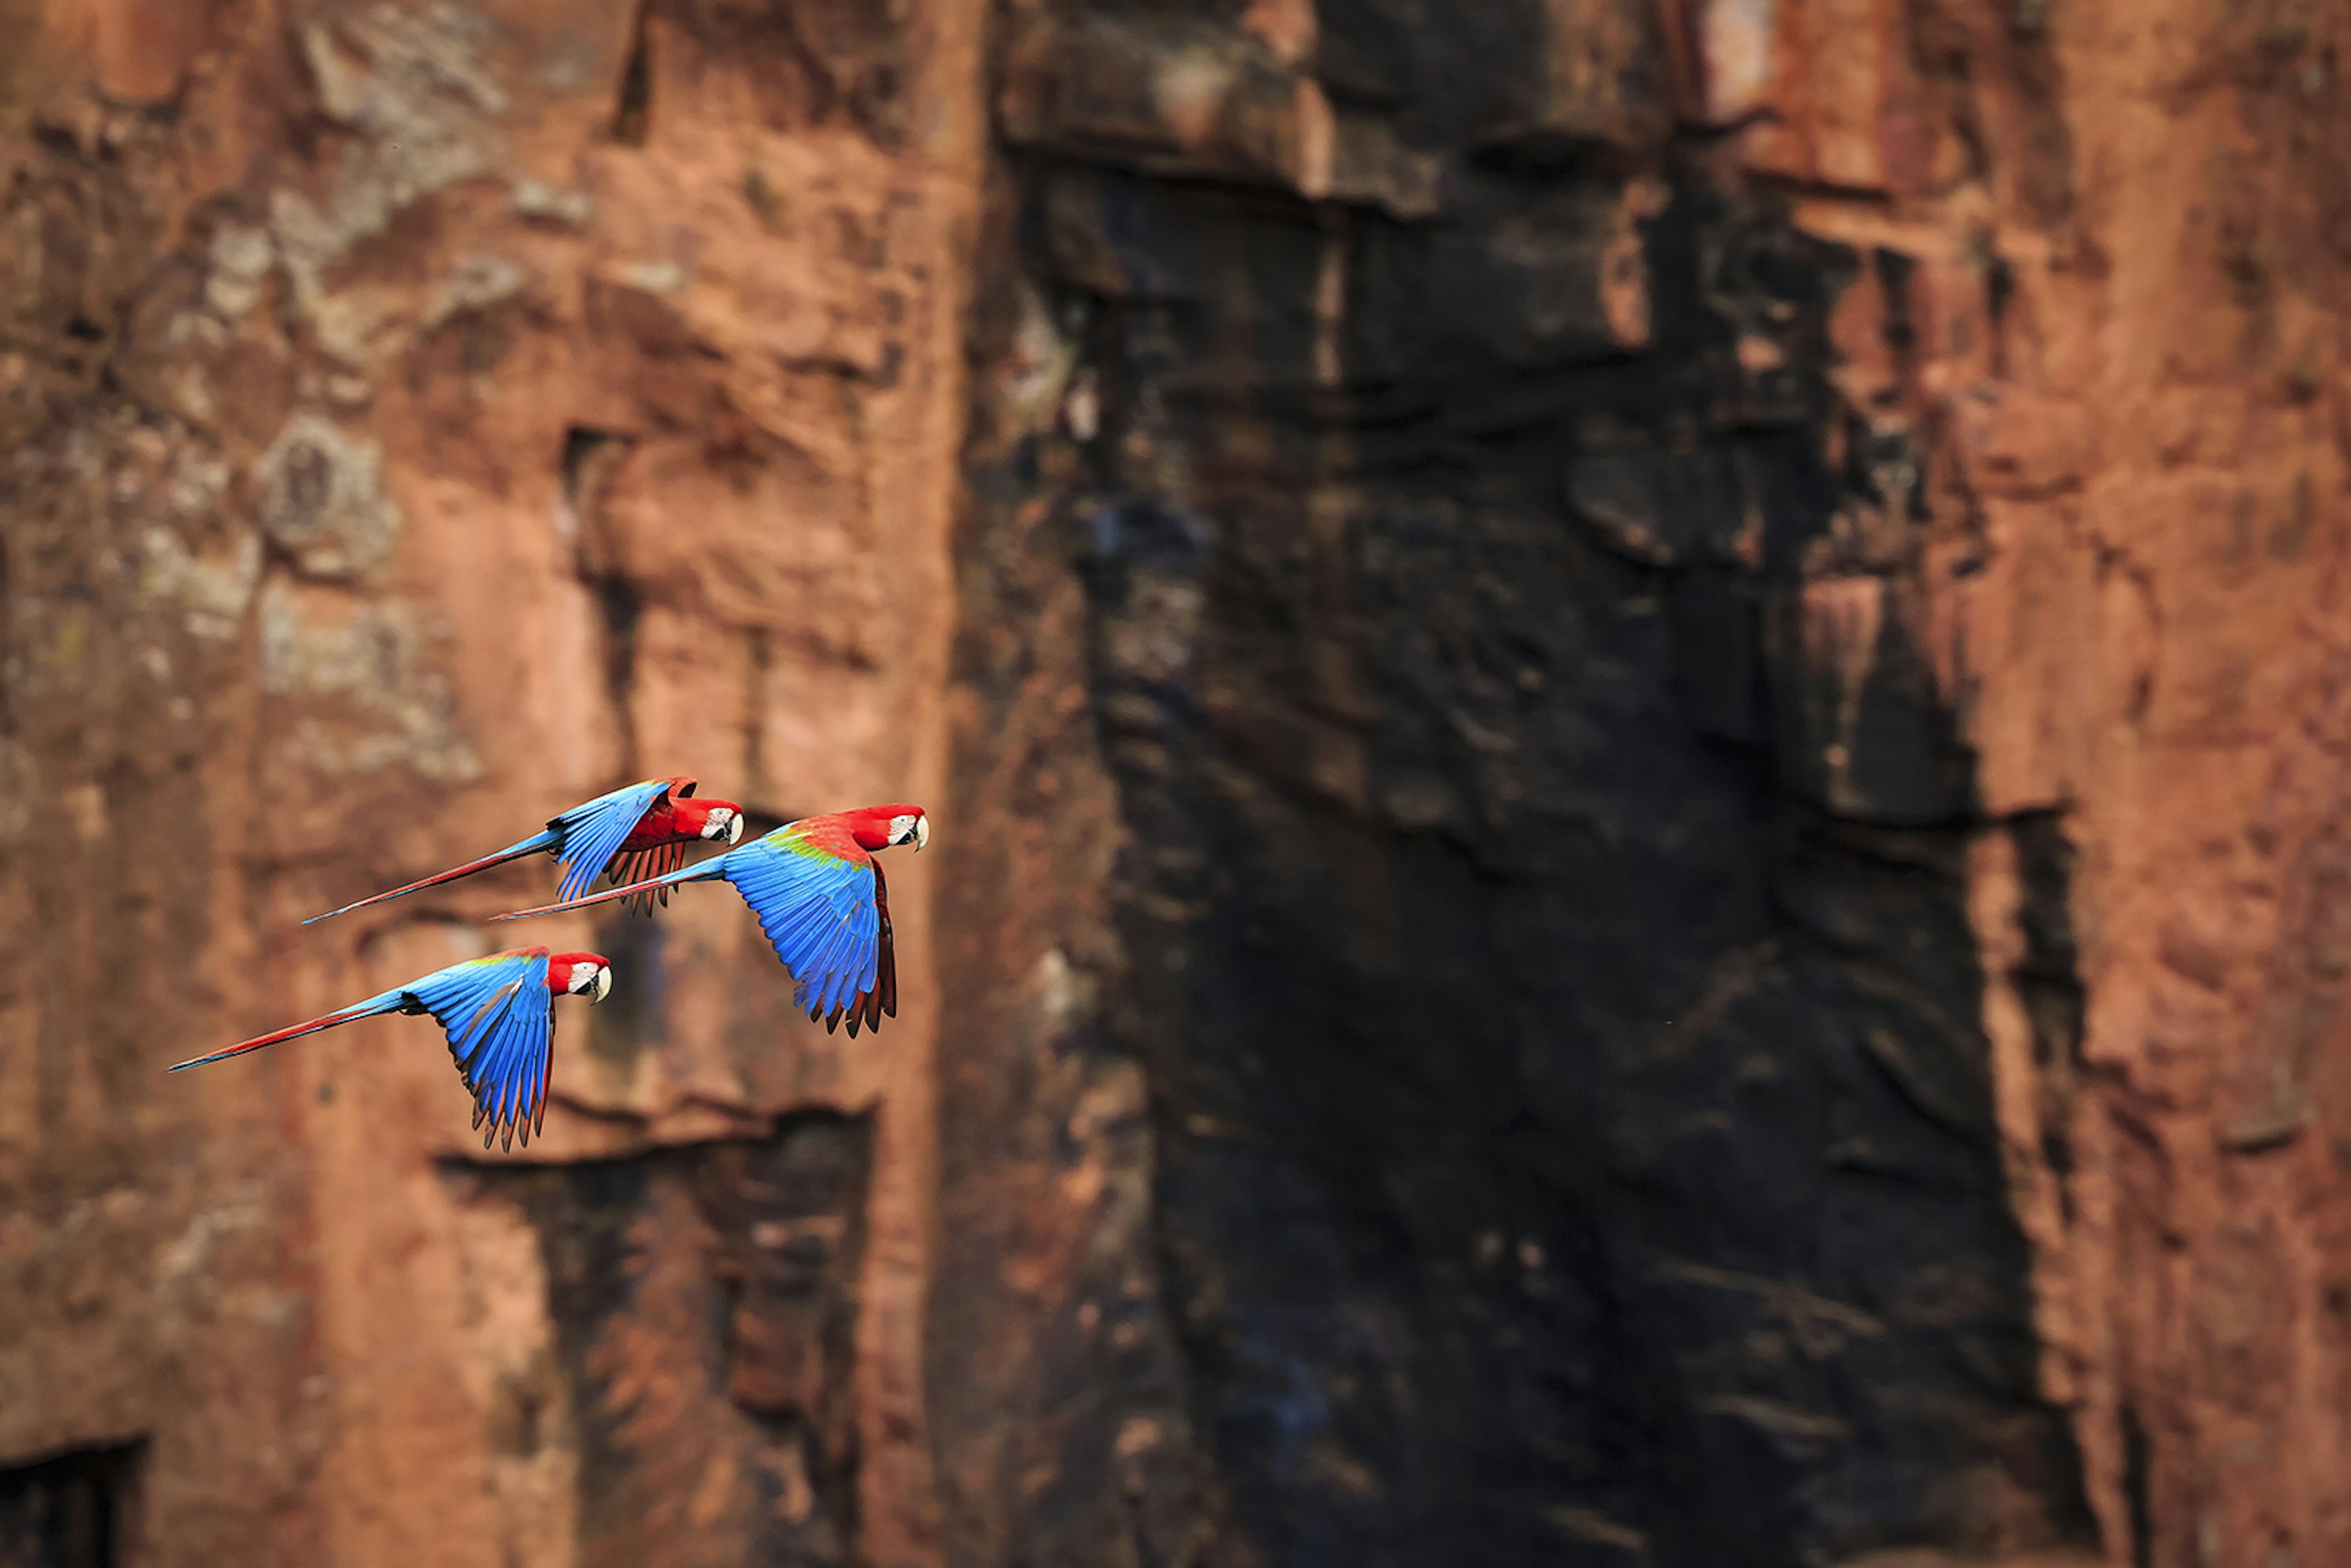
[2,2,2347,1566]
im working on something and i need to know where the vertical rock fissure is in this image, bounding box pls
[612,2,654,148]
[2012,810,2087,1224]
[2121,1400,2154,1568]
[563,426,643,777]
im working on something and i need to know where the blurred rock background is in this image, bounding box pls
[2,1,2348,1565]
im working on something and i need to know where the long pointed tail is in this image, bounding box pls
[168,992,405,1073]
[301,830,560,925]
[490,856,729,922]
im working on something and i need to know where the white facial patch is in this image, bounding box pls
[888,812,923,848]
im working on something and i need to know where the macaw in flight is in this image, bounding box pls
[167,947,614,1150]
[303,776,744,925]
[493,804,927,1038]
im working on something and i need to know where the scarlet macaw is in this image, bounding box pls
[302,776,744,925]
[493,804,926,1038]
[167,946,613,1150]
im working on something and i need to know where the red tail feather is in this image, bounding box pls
[303,835,557,926]
[168,1000,391,1073]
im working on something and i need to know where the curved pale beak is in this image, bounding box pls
[589,967,613,1004]
[706,808,743,844]
[726,812,744,844]
[912,816,929,852]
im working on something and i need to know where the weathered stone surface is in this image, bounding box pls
[449,1115,875,1568]
[0,0,978,1563]
[7,1,2351,1566]
[1567,443,1761,568]
[255,413,404,579]
[1000,11,1337,197]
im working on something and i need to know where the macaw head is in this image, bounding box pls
[658,778,741,842]
[550,952,615,1004]
[847,804,929,853]
[885,806,928,852]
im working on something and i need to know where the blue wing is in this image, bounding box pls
[408,950,556,1150]
[550,779,677,904]
[724,843,880,1026]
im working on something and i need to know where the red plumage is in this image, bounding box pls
[605,786,742,913]
[544,951,612,995]
[819,803,929,855]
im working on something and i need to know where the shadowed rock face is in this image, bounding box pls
[945,114,2087,1568]
[452,1114,875,1568]
[7,1,2351,1567]
[942,4,2351,1567]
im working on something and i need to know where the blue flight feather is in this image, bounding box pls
[489,817,892,1032]
[168,948,564,1149]
[550,779,678,904]
[300,777,682,926]
[406,950,557,1149]
[723,841,878,1019]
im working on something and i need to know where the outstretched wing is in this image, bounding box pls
[846,860,897,1038]
[408,950,557,1150]
[606,839,689,916]
[552,779,680,904]
[726,839,880,1030]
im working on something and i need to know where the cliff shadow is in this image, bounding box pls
[951,137,2101,1566]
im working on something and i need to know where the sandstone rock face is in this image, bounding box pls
[2,1,2346,1567]
[0,2,975,1563]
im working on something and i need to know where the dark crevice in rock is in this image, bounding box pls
[591,574,641,760]
[561,426,620,509]
[563,426,643,773]
[0,1439,146,1568]
[2121,1399,2154,1568]
[2011,810,2086,1220]
[451,1116,873,1567]
[612,2,654,146]
[583,907,666,1072]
